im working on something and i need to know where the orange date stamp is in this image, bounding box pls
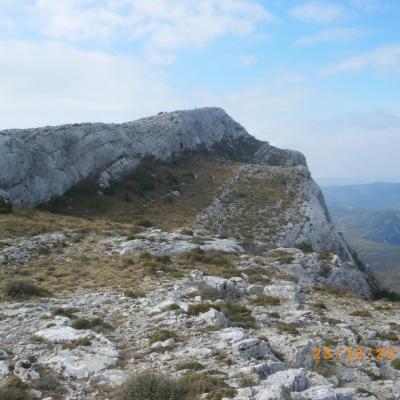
[313,346,399,361]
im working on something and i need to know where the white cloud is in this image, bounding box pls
[0,41,185,129]
[322,45,400,76]
[0,41,398,181]
[236,54,257,66]
[296,111,400,181]
[0,18,14,29]
[295,27,372,46]
[289,1,349,23]
[32,0,274,64]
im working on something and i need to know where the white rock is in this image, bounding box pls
[235,339,270,359]
[14,360,40,382]
[263,284,303,302]
[194,308,228,328]
[247,284,265,295]
[29,389,43,399]
[0,360,10,379]
[95,369,127,386]
[35,326,94,344]
[150,338,175,351]
[255,368,308,400]
[41,337,119,379]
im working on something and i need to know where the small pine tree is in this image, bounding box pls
[0,196,12,214]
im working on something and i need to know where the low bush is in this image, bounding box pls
[3,280,47,299]
[295,242,313,253]
[179,373,229,399]
[187,303,212,316]
[350,310,372,318]
[216,301,255,329]
[277,322,300,335]
[0,196,13,214]
[0,388,29,400]
[33,374,66,395]
[121,371,235,400]
[124,290,146,299]
[61,338,92,350]
[373,289,400,302]
[137,219,153,228]
[318,264,331,278]
[122,372,184,400]
[251,295,280,307]
[71,318,113,332]
[52,308,77,318]
[149,329,177,345]
[176,361,204,371]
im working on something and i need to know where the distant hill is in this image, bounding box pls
[322,182,400,290]
[330,208,400,246]
[322,182,400,211]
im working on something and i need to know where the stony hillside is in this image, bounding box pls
[0,108,399,400]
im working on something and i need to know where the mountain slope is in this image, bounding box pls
[1,108,393,400]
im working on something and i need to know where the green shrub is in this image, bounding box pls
[312,302,327,311]
[3,280,47,299]
[216,301,255,329]
[176,361,204,371]
[295,242,313,253]
[33,374,66,395]
[373,289,400,302]
[277,322,300,335]
[187,303,212,316]
[61,338,92,350]
[350,310,372,318]
[0,388,29,400]
[137,219,153,228]
[251,295,280,307]
[0,197,13,214]
[124,290,146,299]
[179,373,226,399]
[52,308,77,318]
[149,329,177,345]
[275,253,295,264]
[377,331,399,342]
[319,264,331,278]
[71,318,113,332]
[122,372,184,400]
[206,387,237,400]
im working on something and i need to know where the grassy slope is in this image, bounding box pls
[0,155,239,295]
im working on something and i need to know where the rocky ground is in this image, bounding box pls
[1,228,400,400]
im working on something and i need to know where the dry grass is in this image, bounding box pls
[0,156,239,295]
[175,249,239,279]
[200,166,302,244]
[250,295,280,306]
[36,155,237,231]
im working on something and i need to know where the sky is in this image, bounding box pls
[0,0,399,182]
